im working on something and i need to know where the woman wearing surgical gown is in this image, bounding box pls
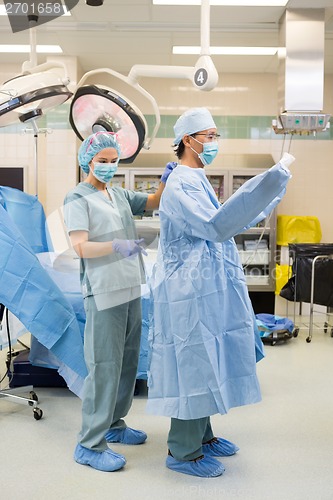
[146,107,294,478]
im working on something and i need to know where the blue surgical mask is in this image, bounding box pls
[91,161,118,183]
[191,138,219,166]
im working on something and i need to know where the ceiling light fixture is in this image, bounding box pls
[173,46,278,55]
[153,0,288,5]
[0,44,62,53]
[70,0,218,163]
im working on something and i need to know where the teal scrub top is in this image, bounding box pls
[63,182,148,299]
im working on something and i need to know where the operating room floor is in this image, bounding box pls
[1,318,333,500]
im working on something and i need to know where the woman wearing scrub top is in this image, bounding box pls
[63,131,174,472]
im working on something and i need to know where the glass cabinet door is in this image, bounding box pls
[235,231,272,289]
[229,169,274,228]
[129,169,163,248]
[130,168,228,203]
[231,174,254,194]
[129,168,163,194]
[228,169,277,291]
[108,169,130,189]
[205,169,229,204]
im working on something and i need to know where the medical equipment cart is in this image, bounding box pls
[0,304,43,420]
[287,243,333,342]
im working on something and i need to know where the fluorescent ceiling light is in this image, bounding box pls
[0,44,63,53]
[173,46,278,55]
[153,0,288,5]
[0,4,71,15]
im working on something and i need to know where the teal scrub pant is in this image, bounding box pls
[167,417,215,461]
[78,294,142,451]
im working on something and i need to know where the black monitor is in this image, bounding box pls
[0,166,25,191]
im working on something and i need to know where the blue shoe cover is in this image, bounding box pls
[166,455,225,478]
[202,437,239,457]
[74,444,126,472]
[105,427,147,445]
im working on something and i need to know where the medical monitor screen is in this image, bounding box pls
[0,167,24,191]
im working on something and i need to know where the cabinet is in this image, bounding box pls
[108,169,130,190]
[128,168,163,239]
[114,166,277,292]
[205,168,228,203]
[229,169,277,292]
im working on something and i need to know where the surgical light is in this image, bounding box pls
[0,15,72,128]
[70,85,146,163]
[0,14,73,199]
[0,71,72,127]
[70,0,218,163]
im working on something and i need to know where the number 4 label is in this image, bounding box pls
[194,68,208,87]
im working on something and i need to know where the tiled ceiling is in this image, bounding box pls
[0,0,333,75]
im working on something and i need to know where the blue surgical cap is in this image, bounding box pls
[78,132,121,173]
[173,107,217,146]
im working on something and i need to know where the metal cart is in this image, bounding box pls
[0,304,43,420]
[288,243,333,343]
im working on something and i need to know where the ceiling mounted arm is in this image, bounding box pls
[19,15,69,84]
[21,15,38,72]
[128,0,218,91]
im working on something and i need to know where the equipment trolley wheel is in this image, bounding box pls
[293,327,299,337]
[324,322,328,333]
[306,336,311,343]
[330,328,333,338]
[28,391,38,405]
[33,408,43,420]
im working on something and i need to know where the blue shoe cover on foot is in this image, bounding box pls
[105,427,147,445]
[74,444,126,472]
[202,437,239,457]
[166,455,225,478]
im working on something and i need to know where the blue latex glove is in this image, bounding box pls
[112,238,148,258]
[161,161,177,183]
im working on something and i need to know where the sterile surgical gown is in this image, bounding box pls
[146,162,291,420]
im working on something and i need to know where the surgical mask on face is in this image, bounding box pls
[90,161,118,183]
[191,137,219,166]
